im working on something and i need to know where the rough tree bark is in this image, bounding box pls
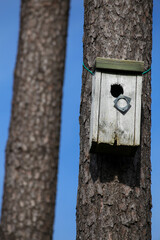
[77,1,152,239]
[0,226,5,240]
[1,0,69,239]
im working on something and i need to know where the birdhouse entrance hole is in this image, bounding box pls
[110,84,123,98]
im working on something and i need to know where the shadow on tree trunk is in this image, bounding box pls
[89,148,141,187]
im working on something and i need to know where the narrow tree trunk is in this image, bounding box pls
[77,1,152,239]
[1,0,69,239]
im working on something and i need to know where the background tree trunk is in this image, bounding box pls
[0,225,6,240]
[77,1,152,239]
[1,0,69,239]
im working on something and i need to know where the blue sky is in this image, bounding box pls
[0,1,159,239]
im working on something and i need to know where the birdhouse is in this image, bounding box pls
[89,58,144,155]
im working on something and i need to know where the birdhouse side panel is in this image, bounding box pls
[134,75,142,145]
[89,71,101,149]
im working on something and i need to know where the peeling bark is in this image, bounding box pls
[77,1,152,239]
[1,0,69,239]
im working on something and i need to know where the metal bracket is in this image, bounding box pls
[114,94,131,115]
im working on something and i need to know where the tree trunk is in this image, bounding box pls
[0,226,6,240]
[77,1,152,239]
[1,0,69,239]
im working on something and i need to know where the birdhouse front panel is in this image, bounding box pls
[89,58,143,154]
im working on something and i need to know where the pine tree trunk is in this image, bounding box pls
[77,1,152,239]
[1,1,69,239]
[0,226,6,240]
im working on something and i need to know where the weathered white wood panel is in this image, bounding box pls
[134,75,142,145]
[89,71,101,148]
[98,73,117,145]
[89,70,142,153]
[116,75,136,146]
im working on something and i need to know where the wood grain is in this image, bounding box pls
[96,57,144,73]
[89,71,101,147]
[134,75,143,145]
[90,72,142,151]
[98,73,117,145]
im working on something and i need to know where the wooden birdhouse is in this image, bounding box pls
[89,58,144,155]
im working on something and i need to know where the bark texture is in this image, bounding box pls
[0,226,5,240]
[77,1,152,239]
[1,0,69,239]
